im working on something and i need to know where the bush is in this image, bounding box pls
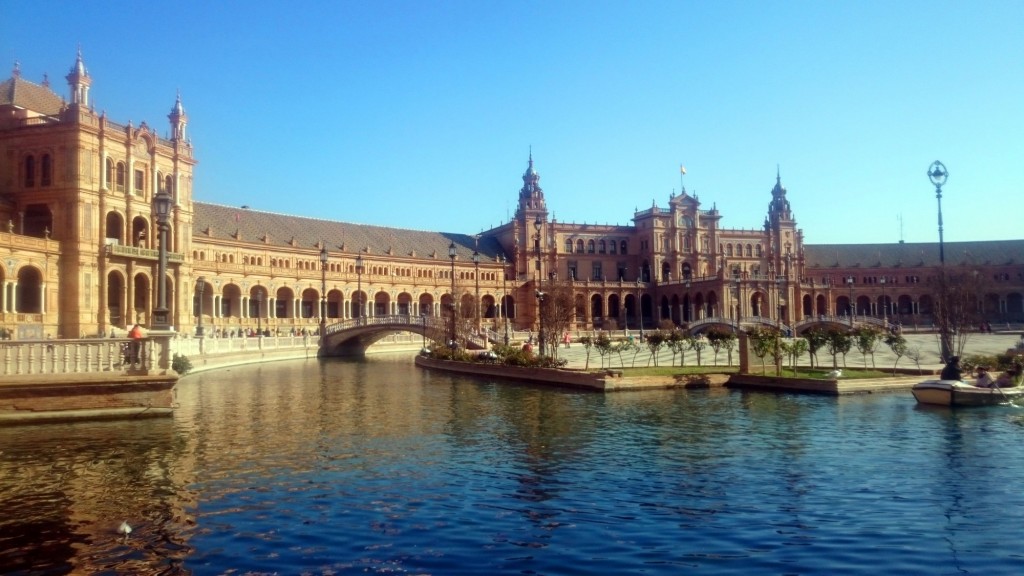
[172,353,193,375]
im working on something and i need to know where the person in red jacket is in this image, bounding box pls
[128,324,144,366]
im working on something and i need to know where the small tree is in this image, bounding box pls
[578,336,593,370]
[804,327,828,369]
[853,326,884,368]
[665,330,684,366]
[747,326,781,374]
[723,332,738,366]
[884,332,908,374]
[705,327,734,366]
[645,331,667,366]
[594,332,613,368]
[824,328,853,369]
[689,335,707,367]
[786,338,809,377]
[906,346,923,371]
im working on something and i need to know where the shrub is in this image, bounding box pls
[172,353,193,375]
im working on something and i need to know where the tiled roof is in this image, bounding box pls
[193,202,507,263]
[0,76,64,116]
[805,239,1024,269]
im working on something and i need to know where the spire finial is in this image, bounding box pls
[12,61,20,78]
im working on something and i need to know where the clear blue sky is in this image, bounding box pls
[3,1,1021,244]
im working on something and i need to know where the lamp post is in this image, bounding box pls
[685,278,692,323]
[929,160,952,361]
[636,272,645,341]
[847,276,855,326]
[472,249,481,332]
[776,276,782,331]
[448,241,457,349]
[255,289,263,336]
[195,276,205,337]
[355,254,364,325]
[152,189,171,330]
[533,215,546,356]
[880,276,887,324]
[500,255,509,345]
[732,276,740,332]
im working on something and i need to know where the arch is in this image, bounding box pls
[23,203,53,238]
[661,261,670,281]
[590,293,603,323]
[1007,293,1023,318]
[500,294,515,319]
[40,153,52,186]
[587,239,595,253]
[397,291,414,316]
[275,286,296,318]
[727,244,734,257]
[750,291,765,317]
[565,238,574,253]
[897,294,914,316]
[419,293,435,317]
[24,154,35,187]
[576,239,585,253]
[481,294,496,318]
[326,288,343,319]
[599,239,607,254]
[706,291,719,318]
[802,293,812,316]
[836,295,852,316]
[116,162,126,192]
[620,240,628,255]
[15,266,43,313]
[105,211,125,245]
[105,157,114,188]
[983,293,1000,316]
[608,293,621,321]
[107,270,126,328]
[374,290,391,317]
[855,295,871,316]
[131,216,149,248]
[132,272,150,323]
[222,283,243,318]
[300,287,318,318]
[815,294,828,316]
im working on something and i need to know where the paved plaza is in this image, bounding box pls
[549,331,1024,371]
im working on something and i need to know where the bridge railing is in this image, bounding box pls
[0,336,172,377]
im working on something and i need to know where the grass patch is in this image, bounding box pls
[747,368,892,379]
[615,366,739,377]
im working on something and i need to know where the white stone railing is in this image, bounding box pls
[0,336,172,377]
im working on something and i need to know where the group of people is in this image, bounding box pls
[941,356,1020,388]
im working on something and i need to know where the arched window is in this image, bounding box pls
[565,239,574,253]
[746,244,753,257]
[40,154,51,186]
[599,239,607,254]
[609,239,617,254]
[116,163,126,191]
[727,244,734,256]
[587,240,595,253]
[24,155,35,187]
[755,244,762,257]
[620,240,628,255]
[576,239,584,253]
[165,175,173,195]
[105,158,114,188]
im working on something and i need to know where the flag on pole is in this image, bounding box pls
[680,165,686,175]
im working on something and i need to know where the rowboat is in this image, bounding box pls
[911,379,1024,407]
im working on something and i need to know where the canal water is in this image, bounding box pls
[2,356,1023,575]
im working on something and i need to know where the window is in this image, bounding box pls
[745,244,753,257]
[620,240,628,255]
[40,154,51,186]
[24,155,35,187]
[591,262,603,280]
[116,163,126,191]
[105,158,114,189]
[727,244,734,257]
[565,239,574,253]
[576,239,584,253]
[587,240,595,253]
[165,175,173,195]
[599,239,606,254]
[134,169,144,194]
[609,240,617,255]
[568,261,578,280]
[755,244,762,257]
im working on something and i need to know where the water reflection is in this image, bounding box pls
[2,357,1024,575]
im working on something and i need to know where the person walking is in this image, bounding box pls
[128,323,144,367]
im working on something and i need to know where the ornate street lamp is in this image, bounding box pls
[847,276,855,326]
[152,189,172,330]
[448,241,457,349]
[685,278,692,323]
[319,246,328,332]
[355,254,364,325]
[732,276,741,332]
[929,160,953,361]
[636,271,645,341]
[500,255,510,345]
[255,288,263,336]
[195,276,205,337]
[472,248,481,332]
[776,276,782,331]
[880,277,888,324]
[533,215,546,356]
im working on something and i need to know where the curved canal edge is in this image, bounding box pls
[414,355,730,391]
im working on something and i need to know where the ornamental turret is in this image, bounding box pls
[65,48,91,107]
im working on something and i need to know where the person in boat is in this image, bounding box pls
[974,366,995,388]
[940,356,962,381]
[995,367,1020,388]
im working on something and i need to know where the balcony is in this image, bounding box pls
[107,243,184,263]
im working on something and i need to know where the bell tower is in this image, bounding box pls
[168,91,188,142]
[65,48,91,107]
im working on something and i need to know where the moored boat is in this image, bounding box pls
[911,379,1024,407]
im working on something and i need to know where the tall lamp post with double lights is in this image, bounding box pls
[472,249,481,333]
[152,189,172,330]
[319,247,328,341]
[255,289,263,336]
[533,216,546,357]
[847,276,855,327]
[880,277,888,324]
[448,241,458,349]
[355,254,364,325]
[929,160,952,361]
[500,255,510,345]
[195,276,205,337]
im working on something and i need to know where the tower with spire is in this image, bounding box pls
[65,48,91,107]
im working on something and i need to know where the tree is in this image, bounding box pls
[594,332,613,368]
[578,336,593,370]
[645,331,667,366]
[783,338,808,377]
[932,266,988,362]
[705,327,735,367]
[824,328,853,369]
[747,326,781,374]
[538,280,576,360]
[804,327,829,369]
[668,331,690,367]
[884,332,908,374]
[853,326,884,368]
[689,335,708,367]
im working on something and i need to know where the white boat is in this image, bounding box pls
[911,379,1024,407]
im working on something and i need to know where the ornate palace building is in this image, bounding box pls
[2,54,1022,341]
